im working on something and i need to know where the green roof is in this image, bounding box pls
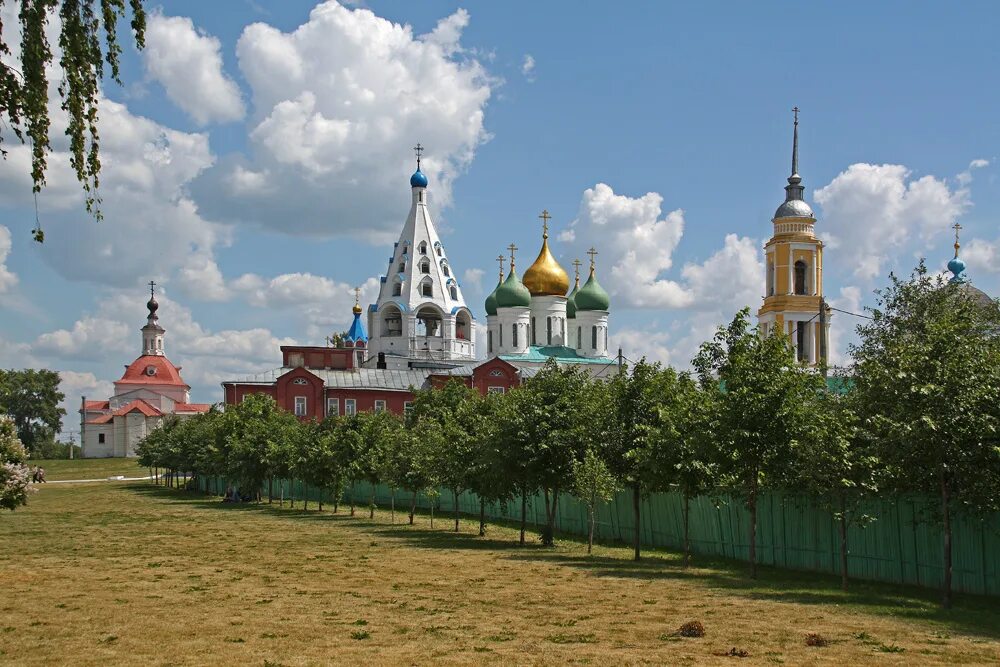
[499,345,615,365]
[484,278,501,316]
[566,283,579,318]
[495,269,532,308]
[575,269,610,311]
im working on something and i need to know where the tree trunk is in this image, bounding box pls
[290,479,295,508]
[409,491,416,525]
[839,492,849,591]
[390,489,395,524]
[941,474,953,609]
[519,489,527,545]
[154,467,158,485]
[748,482,758,579]
[632,482,641,561]
[453,489,460,532]
[268,477,273,504]
[318,488,323,512]
[280,482,284,507]
[541,488,553,546]
[430,498,435,529]
[588,505,595,555]
[683,493,691,568]
[350,482,355,516]
[369,484,376,519]
[479,498,486,537]
[304,483,309,511]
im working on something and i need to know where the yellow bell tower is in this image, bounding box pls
[757,108,831,365]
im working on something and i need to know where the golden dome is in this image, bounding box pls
[522,226,569,297]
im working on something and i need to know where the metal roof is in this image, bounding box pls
[311,368,431,391]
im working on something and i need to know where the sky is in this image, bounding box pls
[0,1,998,435]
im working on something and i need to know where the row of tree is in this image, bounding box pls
[134,264,1000,608]
[0,369,65,456]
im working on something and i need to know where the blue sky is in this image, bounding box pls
[0,1,998,427]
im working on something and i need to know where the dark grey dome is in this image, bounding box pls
[774,198,814,219]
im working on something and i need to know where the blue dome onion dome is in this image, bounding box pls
[575,267,610,311]
[410,169,428,188]
[494,269,532,309]
[948,256,968,284]
[345,309,368,344]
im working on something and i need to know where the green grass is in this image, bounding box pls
[28,458,146,481]
[1,461,999,665]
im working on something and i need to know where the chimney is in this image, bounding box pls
[376,352,387,370]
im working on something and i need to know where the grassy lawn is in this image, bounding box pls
[27,458,147,481]
[1,473,998,665]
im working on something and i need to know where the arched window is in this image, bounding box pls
[766,260,774,296]
[546,317,552,345]
[531,317,537,345]
[592,326,597,350]
[419,259,431,274]
[381,306,403,337]
[416,306,442,337]
[512,323,518,348]
[577,326,582,349]
[436,244,443,257]
[488,330,493,354]
[397,261,405,274]
[418,241,427,255]
[449,285,458,300]
[392,281,402,297]
[796,322,808,362]
[421,281,433,298]
[499,325,503,348]
[794,260,807,295]
[442,263,450,277]
[604,327,608,351]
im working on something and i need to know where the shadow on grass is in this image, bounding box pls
[128,483,1000,639]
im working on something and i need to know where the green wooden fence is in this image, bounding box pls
[199,477,1000,597]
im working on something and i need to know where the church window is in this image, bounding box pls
[416,306,442,337]
[419,242,428,255]
[145,365,157,376]
[592,326,597,350]
[604,327,608,351]
[794,260,807,295]
[345,399,356,416]
[392,281,402,296]
[767,259,774,296]
[356,350,365,367]
[450,285,458,300]
[512,324,518,348]
[421,281,433,297]
[488,330,493,354]
[374,400,387,413]
[420,259,431,274]
[499,326,503,348]
[381,306,403,337]
[437,247,443,257]
[490,369,503,377]
[294,396,307,416]
[546,317,552,345]
[488,386,504,394]
[98,433,105,444]
[397,261,405,274]
[442,263,450,277]
[796,323,808,362]
[531,317,537,345]
[293,378,308,385]
[577,326,582,349]
[327,398,339,417]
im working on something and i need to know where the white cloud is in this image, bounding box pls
[33,317,132,360]
[610,327,673,366]
[0,225,17,292]
[814,163,971,281]
[827,285,863,365]
[193,1,493,239]
[680,234,764,311]
[143,13,246,125]
[522,54,535,81]
[57,371,115,434]
[956,158,990,186]
[962,238,998,274]
[462,267,484,294]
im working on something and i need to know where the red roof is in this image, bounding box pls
[83,400,110,411]
[116,355,189,388]
[175,402,211,413]
[86,414,114,425]
[112,399,163,417]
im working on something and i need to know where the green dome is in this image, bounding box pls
[566,283,579,318]
[575,269,610,311]
[495,269,532,309]
[484,278,501,316]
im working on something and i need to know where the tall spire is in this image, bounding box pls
[146,280,159,323]
[784,106,804,203]
[141,281,165,356]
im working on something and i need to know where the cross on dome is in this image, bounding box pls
[953,222,963,258]
[507,243,518,268]
[587,247,599,270]
[572,258,582,281]
[496,253,506,280]
[413,142,424,169]
[539,209,551,238]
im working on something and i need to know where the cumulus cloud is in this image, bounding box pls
[956,158,990,186]
[193,1,493,239]
[522,54,535,81]
[827,285,863,365]
[57,371,115,433]
[962,238,998,274]
[33,317,132,360]
[143,13,246,125]
[0,225,17,292]
[462,267,484,294]
[814,163,971,280]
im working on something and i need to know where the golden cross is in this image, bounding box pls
[572,258,582,282]
[496,254,506,280]
[539,209,551,238]
[587,247,598,270]
[354,286,361,306]
[507,243,518,268]
[952,222,963,257]
[148,280,156,298]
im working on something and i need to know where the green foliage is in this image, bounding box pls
[0,0,147,232]
[571,448,618,512]
[0,368,65,454]
[0,416,32,510]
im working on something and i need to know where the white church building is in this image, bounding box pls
[79,287,210,458]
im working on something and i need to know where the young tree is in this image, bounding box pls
[791,386,877,590]
[570,447,619,554]
[489,386,536,544]
[226,394,297,502]
[467,391,515,537]
[0,416,33,511]
[0,369,65,454]
[850,263,1000,607]
[694,308,823,578]
[0,0,148,233]
[604,360,680,561]
[354,409,401,519]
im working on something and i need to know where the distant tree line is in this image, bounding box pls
[135,262,1000,609]
[0,369,65,456]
